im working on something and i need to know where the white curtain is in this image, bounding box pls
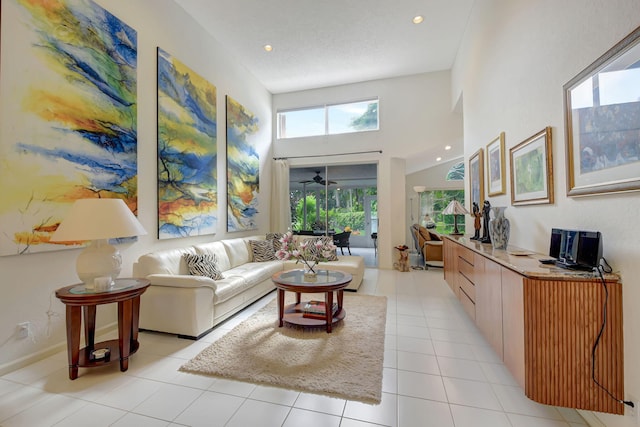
[270,159,291,232]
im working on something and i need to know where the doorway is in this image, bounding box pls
[288,164,378,267]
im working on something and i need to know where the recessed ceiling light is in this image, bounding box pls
[263,44,273,52]
[436,157,442,161]
[445,145,451,150]
[412,15,424,24]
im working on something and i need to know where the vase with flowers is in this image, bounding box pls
[275,232,337,281]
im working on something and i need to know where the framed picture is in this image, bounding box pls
[468,148,484,212]
[564,24,640,196]
[510,127,554,206]
[486,132,506,196]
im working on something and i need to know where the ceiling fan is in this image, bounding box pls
[299,170,337,186]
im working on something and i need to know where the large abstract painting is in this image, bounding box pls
[157,48,217,239]
[0,0,138,256]
[226,96,259,231]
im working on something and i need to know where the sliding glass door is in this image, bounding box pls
[288,164,377,249]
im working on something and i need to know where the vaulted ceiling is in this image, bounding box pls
[175,0,475,94]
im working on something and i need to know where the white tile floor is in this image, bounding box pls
[0,268,589,427]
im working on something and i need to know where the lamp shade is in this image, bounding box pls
[50,198,146,286]
[443,200,469,215]
[413,185,427,193]
[51,198,147,242]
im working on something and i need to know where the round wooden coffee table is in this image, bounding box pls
[271,270,352,333]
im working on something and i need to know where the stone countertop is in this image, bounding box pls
[443,234,619,282]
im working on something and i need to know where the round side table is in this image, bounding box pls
[55,278,150,380]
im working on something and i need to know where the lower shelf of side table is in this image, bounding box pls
[77,339,140,368]
[282,302,346,329]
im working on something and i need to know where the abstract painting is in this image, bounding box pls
[157,48,218,239]
[226,96,259,231]
[0,0,138,256]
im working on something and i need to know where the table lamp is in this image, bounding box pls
[50,198,147,287]
[443,200,469,235]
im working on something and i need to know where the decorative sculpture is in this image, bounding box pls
[471,202,481,240]
[480,200,492,243]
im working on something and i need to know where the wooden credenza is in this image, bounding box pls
[443,236,623,414]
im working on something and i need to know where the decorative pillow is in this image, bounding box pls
[183,253,224,280]
[249,240,277,262]
[309,236,339,261]
[266,232,284,252]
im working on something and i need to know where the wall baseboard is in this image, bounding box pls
[0,323,117,377]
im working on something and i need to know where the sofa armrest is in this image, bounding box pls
[146,274,217,291]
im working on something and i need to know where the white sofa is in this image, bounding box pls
[132,235,364,339]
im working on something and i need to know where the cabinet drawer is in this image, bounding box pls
[458,246,474,265]
[459,288,475,320]
[459,257,475,283]
[458,273,475,302]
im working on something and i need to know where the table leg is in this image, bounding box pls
[131,296,141,344]
[83,305,96,351]
[295,292,301,305]
[325,291,334,333]
[277,289,285,327]
[118,299,133,372]
[66,306,82,380]
[337,290,344,313]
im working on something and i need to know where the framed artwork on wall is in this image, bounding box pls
[510,127,554,206]
[564,24,640,196]
[0,0,138,256]
[486,132,506,196]
[226,95,260,232]
[157,48,218,239]
[468,148,484,212]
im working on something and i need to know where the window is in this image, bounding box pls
[277,99,378,139]
[419,190,465,235]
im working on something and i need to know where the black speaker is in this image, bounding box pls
[576,231,603,269]
[549,228,562,259]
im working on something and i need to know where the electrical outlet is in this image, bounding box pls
[17,322,30,339]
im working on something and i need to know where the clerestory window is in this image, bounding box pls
[277,98,379,139]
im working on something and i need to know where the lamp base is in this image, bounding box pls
[76,239,122,287]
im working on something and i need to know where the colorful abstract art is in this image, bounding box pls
[226,96,259,231]
[157,48,217,239]
[0,0,138,256]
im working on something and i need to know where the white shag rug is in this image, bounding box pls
[180,293,387,404]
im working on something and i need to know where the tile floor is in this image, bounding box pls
[0,268,589,427]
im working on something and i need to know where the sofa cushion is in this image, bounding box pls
[222,238,252,267]
[214,260,282,302]
[134,247,197,277]
[146,273,217,290]
[249,240,277,261]
[193,241,232,272]
[184,253,224,280]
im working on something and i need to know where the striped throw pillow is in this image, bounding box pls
[309,236,339,261]
[266,232,284,252]
[184,253,224,280]
[249,240,277,262]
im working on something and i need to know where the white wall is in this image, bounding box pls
[405,157,464,244]
[452,1,640,425]
[0,0,272,371]
[273,72,463,268]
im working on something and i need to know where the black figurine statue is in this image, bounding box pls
[480,200,491,243]
[471,202,481,240]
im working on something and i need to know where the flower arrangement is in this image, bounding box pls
[275,231,337,275]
